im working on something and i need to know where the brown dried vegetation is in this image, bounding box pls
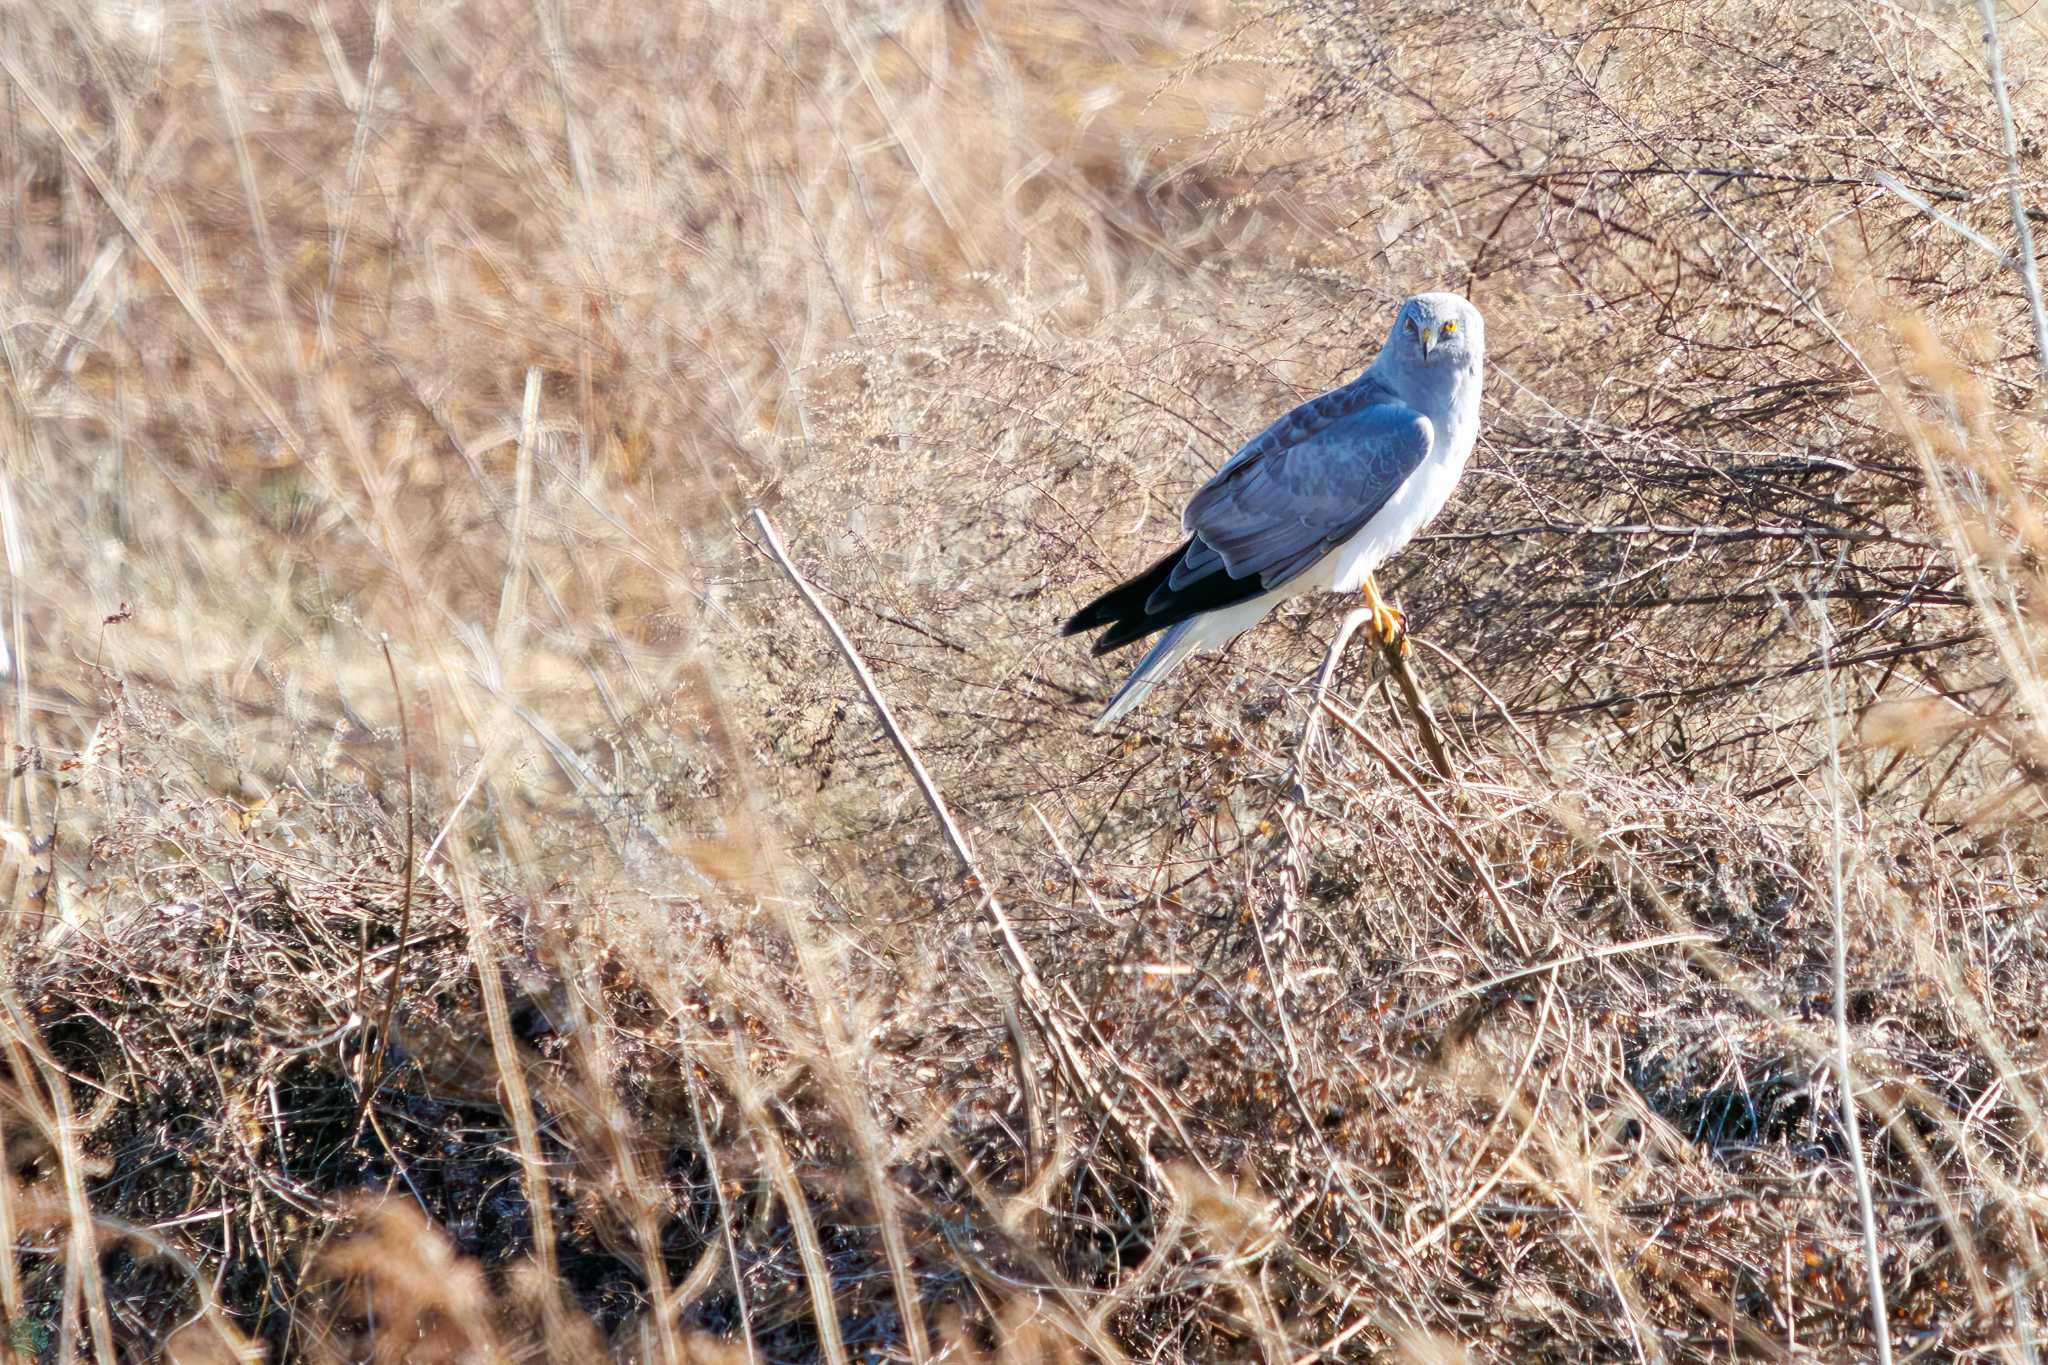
[1,0,2046,1359]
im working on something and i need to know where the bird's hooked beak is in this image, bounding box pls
[1419,326,1437,359]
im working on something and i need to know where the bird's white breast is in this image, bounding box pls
[1301,384,1480,597]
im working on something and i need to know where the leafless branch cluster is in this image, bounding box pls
[0,0,2044,1360]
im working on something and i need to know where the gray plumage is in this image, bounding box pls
[1063,291,1486,726]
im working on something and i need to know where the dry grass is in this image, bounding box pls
[2,0,2047,1359]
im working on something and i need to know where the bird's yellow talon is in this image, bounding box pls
[1361,575,1408,651]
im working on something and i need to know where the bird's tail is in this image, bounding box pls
[1093,619,1204,730]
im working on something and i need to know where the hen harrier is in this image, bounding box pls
[1063,292,1484,727]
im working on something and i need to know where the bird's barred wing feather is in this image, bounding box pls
[1181,381,1434,592]
[1063,376,1437,656]
[1064,292,1484,721]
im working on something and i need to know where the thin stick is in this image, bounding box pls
[449,850,571,1344]
[0,1003,116,1364]
[0,1099,19,1325]
[1383,634,1457,782]
[1001,995,1046,1184]
[355,639,418,1130]
[1319,696,1532,954]
[1871,172,2016,270]
[1413,636,1554,778]
[749,510,1166,1183]
[494,367,542,661]
[1294,607,1461,791]
[0,471,34,934]
[1031,802,1111,924]
[1390,931,1715,1026]
[32,238,124,388]
[728,1021,852,1365]
[751,510,988,908]
[1290,607,1372,796]
[1978,0,2048,387]
[1812,599,1895,1365]
[685,1074,759,1365]
[2010,1262,2041,1365]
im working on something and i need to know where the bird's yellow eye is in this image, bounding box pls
[1441,320,1457,335]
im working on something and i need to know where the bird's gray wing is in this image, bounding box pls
[1174,380,1434,592]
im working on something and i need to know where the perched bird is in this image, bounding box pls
[1063,291,1484,727]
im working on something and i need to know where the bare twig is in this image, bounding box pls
[1293,607,1457,855]
[494,367,542,662]
[0,1001,116,1364]
[1319,695,1532,954]
[2011,1263,2042,1365]
[1978,0,2048,386]
[1030,802,1111,924]
[1390,931,1716,1026]
[1290,606,1373,795]
[1872,171,2015,269]
[1812,597,1895,1365]
[0,471,35,933]
[1413,636,1555,778]
[727,1019,852,1365]
[1384,633,1457,783]
[749,511,985,920]
[685,1070,759,1365]
[356,638,418,1127]
[748,509,1167,1183]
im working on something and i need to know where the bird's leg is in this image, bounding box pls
[1360,574,1410,656]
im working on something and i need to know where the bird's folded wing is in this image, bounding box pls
[1180,393,1435,592]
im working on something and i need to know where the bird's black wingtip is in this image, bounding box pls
[1091,621,1153,656]
[1062,543,1185,641]
[1062,603,1121,637]
[1063,536,1262,658]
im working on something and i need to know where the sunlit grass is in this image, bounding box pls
[0,0,2044,1359]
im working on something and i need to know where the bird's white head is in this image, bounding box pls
[1388,291,1484,373]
